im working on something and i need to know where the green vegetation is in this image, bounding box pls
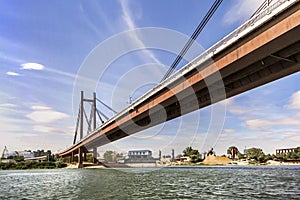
[226,146,244,160]
[227,146,300,164]
[276,147,300,160]
[103,150,123,162]
[183,146,201,163]
[246,147,266,162]
[0,161,67,170]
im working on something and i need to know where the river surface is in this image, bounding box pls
[0,166,299,199]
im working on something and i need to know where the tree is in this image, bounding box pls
[226,146,239,159]
[103,151,123,162]
[265,154,275,161]
[237,152,244,160]
[183,146,200,162]
[246,147,266,162]
[103,150,114,162]
[13,155,24,162]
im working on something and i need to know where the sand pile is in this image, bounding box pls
[202,155,231,165]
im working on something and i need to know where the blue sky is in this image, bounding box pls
[1,0,299,157]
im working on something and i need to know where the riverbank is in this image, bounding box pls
[168,155,300,167]
[0,161,67,170]
[3,157,299,170]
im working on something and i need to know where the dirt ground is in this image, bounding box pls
[202,155,231,165]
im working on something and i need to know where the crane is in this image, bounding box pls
[1,146,8,160]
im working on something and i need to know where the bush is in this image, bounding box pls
[0,161,66,170]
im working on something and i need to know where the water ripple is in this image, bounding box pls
[0,166,299,199]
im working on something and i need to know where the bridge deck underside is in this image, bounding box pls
[98,37,300,148]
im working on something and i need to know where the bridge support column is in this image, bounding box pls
[83,153,87,162]
[70,152,74,163]
[93,147,98,164]
[78,147,83,168]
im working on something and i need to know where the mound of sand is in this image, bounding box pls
[202,155,231,165]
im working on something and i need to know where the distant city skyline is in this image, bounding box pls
[1,0,299,156]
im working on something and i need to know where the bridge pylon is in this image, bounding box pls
[74,91,98,167]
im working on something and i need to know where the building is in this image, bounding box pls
[128,150,153,159]
[125,150,157,164]
[24,156,47,162]
[276,148,297,155]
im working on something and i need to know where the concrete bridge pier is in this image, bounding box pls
[70,152,74,163]
[78,147,83,168]
[93,147,98,164]
[83,153,87,162]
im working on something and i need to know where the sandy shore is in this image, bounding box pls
[64,162,106,169]
[266,160,300,165]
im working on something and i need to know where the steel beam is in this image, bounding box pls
[80,91,84,139]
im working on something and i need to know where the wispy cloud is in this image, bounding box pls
[21,62,44,70]
[6,71,20,76]
[26,105,69,123]
[79,1,116,37]
[119,0,162,65]
[245,91,300,131]
[223,0,265,25]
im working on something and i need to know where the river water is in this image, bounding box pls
[0,166,299,199]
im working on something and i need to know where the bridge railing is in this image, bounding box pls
[155,0,297,90]
[210,0,293,55]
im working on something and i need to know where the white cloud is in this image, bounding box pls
[224,129,236,133]
[21,62,44,70]
[33,125,64,134]
[241,90,300,131]
[246,117,300,131]
[0,103,17,108]
[26,105,69,123]
[219,98,234,106]
[6,71,20,76]
[31,105,52,110]
[225,98,250,115]
[286,90,300,110]
[224,0,265,25]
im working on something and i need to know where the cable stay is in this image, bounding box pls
[88,105,94,132]
[96,108,110,121]
[251,0,273,18]
[96,98,117,114]
[73,105,81,144]
[96,109,105,124]
[82,107,92,133]
[87,101,107,124]
[160,0,223,82]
